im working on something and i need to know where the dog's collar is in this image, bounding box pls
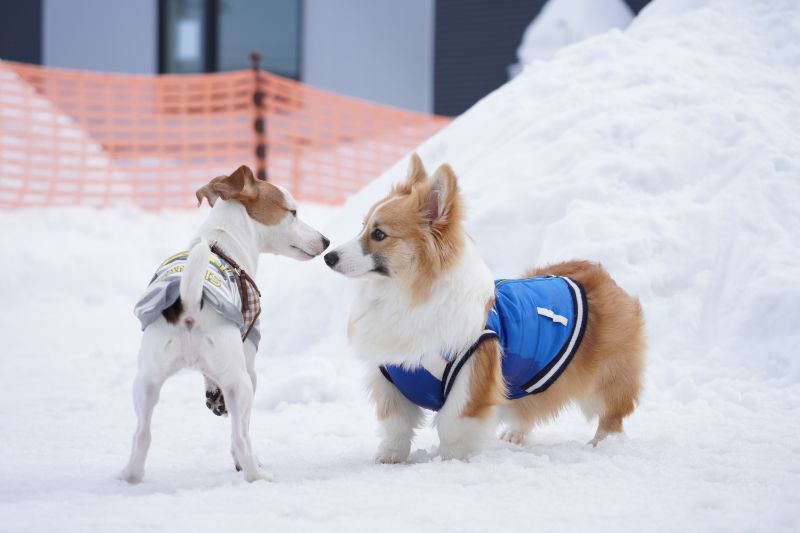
[210,243,261,297]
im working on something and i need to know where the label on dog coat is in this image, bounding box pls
[133,250,261,347]
[381,276,587,410]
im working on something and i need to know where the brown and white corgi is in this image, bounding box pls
[324,154,646,462]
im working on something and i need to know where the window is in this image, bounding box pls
[159,0,301,78]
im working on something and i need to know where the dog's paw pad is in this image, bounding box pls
[205,388,228,417]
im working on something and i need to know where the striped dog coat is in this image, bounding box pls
[134,244,262,348]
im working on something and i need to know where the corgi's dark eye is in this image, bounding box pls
[290,209,297,217]
[371,228,386,241]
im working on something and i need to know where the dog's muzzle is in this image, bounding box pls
[324,251,339,268]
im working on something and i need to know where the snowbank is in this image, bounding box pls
[509,0,633,76]
[1,0,799,531]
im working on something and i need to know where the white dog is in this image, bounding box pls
[120,165,328,483]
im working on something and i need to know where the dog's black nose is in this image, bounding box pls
[321,236,330,251]
[324,251,339,267]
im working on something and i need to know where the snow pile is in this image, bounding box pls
[509,0,633,76]
[1,0,799,531]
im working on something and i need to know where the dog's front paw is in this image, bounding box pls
[243,466,273,483]
[439,440,480,461]
[233,453,264,472]
[374,440,410,464]
[205,387,228,417]
[500,429,528,446]
[118,466,144,484]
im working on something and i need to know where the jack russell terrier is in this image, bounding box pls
[120,165,328,483]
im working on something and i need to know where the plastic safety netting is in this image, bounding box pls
[0,60,450,208]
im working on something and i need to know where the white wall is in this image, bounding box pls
[43,0,157,73]
[40,0,435,111]
[302,0,434,113]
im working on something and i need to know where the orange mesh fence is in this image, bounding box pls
[0,60,451,208]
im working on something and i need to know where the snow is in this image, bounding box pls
[2,0,800,530]
[509,0,633,76]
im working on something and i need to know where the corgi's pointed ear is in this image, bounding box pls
[422,164,459,223]
[198,165,259,207]
[404,152,427,188]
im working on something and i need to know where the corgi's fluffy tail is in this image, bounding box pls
[179,239,210,328]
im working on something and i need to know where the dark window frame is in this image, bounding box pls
[0,0,42,64]
[158,0,303,78]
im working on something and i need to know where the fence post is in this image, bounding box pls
[250,51,268,181]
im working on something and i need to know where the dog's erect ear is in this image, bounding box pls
[404,153,427,188]
[195,165,258,207]
[421,164,459,223]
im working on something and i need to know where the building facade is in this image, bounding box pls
[0,0,649,116]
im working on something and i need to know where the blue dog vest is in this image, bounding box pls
[380,276,587,411]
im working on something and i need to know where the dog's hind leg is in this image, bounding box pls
[585,346,645,447]
[368,368,424,464]
[203,340,257,418]
[223,373,271,482]
[119,370,166,484]
[243,340,258,391]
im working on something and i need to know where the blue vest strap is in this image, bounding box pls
[441,330,499,399]
[379,330,498,411]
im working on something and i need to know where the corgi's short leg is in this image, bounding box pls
[367,368,424,464]
[585,349,644,447]
[119,369,166,484]
[436,339,505,460]
[498,404,534,445]
[586,378,639,447]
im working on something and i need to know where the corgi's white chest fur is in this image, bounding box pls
[348,239,494,367]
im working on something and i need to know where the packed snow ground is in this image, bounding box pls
[2,0,800,531]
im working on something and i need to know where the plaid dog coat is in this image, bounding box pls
[134,244,262,348]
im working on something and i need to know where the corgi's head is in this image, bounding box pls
[324,153,465,302]
[196,165,329,260]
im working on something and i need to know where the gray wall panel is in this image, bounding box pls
[302,0,434,113]
[44,0,157,73]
